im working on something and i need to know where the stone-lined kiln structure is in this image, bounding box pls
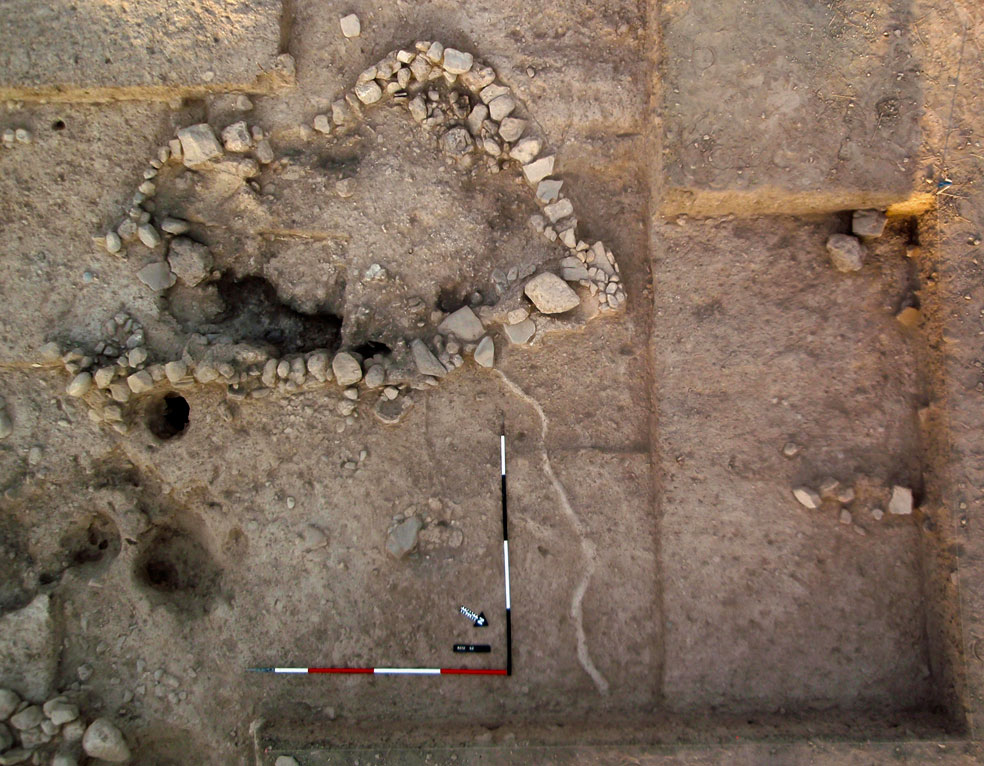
[36,41,626,431]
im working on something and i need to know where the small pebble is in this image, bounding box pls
[792,487,820,509]
[313,114,332,134]
[339,13,361,38]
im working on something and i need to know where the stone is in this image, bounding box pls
[0,749,31,765]
[439,127,474,158]
[275,758,300,766]
[164,360,188,383]
[442,48,473,74]
[408,96,428,122]
[524,272,580,314]
[506,308,529,325]
[161,217,190,235]
[0,689,19,719]
[364,365,385,388]
[896,306,920,328]
[331,352,363,386]
[136,223,161,248]
[43,699,78,726]
[818,477,840,499]
[466,104,488,135]
[889,485,913,515]
[9,705,41,730]
[792,487,821,509]
[461,66,496,92]
[177,123,224,166]
[136,261,176,291]
[82,718,130,763]
[488,95,516,121]
[536,179,563,203]
[51,756,77,766]
[335,178,356,198]
[306,352,331,382]
[781,442,801,458]
[839,509,852,525]
[0,410,11,441]
[255,139,275,164]
[503,319,535,345]
[374,392,410,424]
[438,306,484,342]
[498,117,526,142]
[871,508,885,521]
[852,209,887,238]
[522,155,555,185]
[313,114,331,135]
[221,121,252,152]
[425,41,444,64]
[126,371,154,394]
[837,487,856,504]
[104,231,122,254]
[339,13,361,38]
[108,381,130,402]
[560,257,590,282]
[825,234,865,273]
[167,238,213,287]
[509,137,541,164]
[543,197,574,223]
[127,347,147,368]
[212,156,259,178]
[386,517,423,558]
[410,340,447,378]
[474,336,494,368]
[66,372,92,398]
[354,81,382,105]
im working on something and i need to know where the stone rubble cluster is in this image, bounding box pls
[43,42,627,432]
[1,128,31,148]
[792,478,914,534]
[0,687,129,765]
[825,208,888,273]
[826,209,926,327]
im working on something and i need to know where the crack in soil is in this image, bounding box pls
[494,369,610,696]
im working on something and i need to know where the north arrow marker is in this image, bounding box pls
[459,605,489,628]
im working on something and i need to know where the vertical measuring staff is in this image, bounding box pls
[501,430,512,676]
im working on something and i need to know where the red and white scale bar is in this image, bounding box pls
[250,432,513,678]
[262,667,507,675]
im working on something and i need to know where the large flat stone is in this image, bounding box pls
[0,0,289,100]
[658,0,923,215]
[0,595,58,700]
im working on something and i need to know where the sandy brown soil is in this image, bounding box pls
[1,1,984,765]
